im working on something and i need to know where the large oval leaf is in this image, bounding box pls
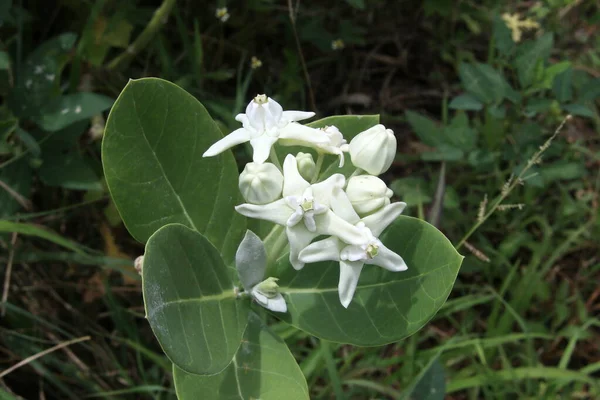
[276,216,463,346]
[174,312,309,400]
[102,78,243,253]
[144,224,250,374]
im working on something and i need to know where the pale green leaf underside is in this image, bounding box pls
[102,77,244,255]
[275,216,463,346]
[143,224,250,375]
[174,312,309,400]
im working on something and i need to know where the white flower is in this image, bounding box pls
[203,95,328,163]
[346,175,394,215]
[236,231,287,313]
[298,190,407,308]
[236,154,365,270]
[319,126,349,167]
[216,7,230,22]
[239,162,283,204]
[348,124,397,175]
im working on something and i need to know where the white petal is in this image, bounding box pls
[316,210,364,245]
[286,208,303,227]
[283,154,310,197]
[329,187,360,224]
[282,110,315,122]
[202,128,252,157]
[311,173,346,207]
[337,152,345,168]
[263,293,287,313]
[249,135,278,163]
[236,230,267,290]
[279,123,330,144]
[340,244,367,262]
[338,260,364,308]
[252,288,268,306]
[298,237,342,263]
[235,199,291,226]
[265,98,283,128]
[286,225,317,270]
[235,113,251,130]
[362,202,407,237]
[303,212,316,232]
[367,243,407,272]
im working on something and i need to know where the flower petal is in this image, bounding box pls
[282,110,315,122]
[286,208,303,227]
[286,225,317,270]
[316,210,364,245]
[249,135,278,163]
[298,237,342,263]
[312,174,346,207]
[338,260,364,308]
[279,123,330,144]
[203,128,252,157]
[235,198,291,226]
[362,202,407,237]
[264,293,288,313]
[329,187,360,224]
[367,243,407,272]
[283,154,310,197]
[340,244,366,262]
[303,212,317,232]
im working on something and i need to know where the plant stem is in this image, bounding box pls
[106,0,176,71]
[349,168,363,179]
[269,147,282,170]
[311,152,324,183]
[455,115,571,250]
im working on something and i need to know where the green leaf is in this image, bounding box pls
[143,224,250,374]
[552,67,573,103]
[345,0,365,9]
[405,110,442,147]
[542,61,571,89]
[524,98,554,116]
[514,33,553,88]
[0,220,84,254]
[443,112,477,151]
[390,178,432,206]
[305,114,379,179]
[421,145,464,161]
[458,63,508,104]
[0,51,10,70]
[492,14,515,55]
[9,33,77,118]
[102,78,244,254]
[401,357,446,400]
[34,92,114,132]
[448,94,483,111]
[174,312,309,400]
[580,77,600,102]
[562,103,595,118]
[275,216,463,346]
[0,158,32,217]
[38,121,102,191]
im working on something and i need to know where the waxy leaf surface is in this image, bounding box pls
[143,224,249,374]
[276,216,463,346]
[103,78,243,255]
[174,312,309,400]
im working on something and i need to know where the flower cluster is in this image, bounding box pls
[203,95,407,309]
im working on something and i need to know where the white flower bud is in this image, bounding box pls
[346,175,393,215]
[239,162,283,204]
[348,124,397,175]
[296,152,316,181]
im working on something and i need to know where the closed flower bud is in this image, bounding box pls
[296,152,316,181]
[239,162,283,204]
[348,124,397,175]
[346,175,393,215]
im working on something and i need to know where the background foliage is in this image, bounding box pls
[0,0,599,399]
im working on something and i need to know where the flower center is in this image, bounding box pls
[366,243,379,259]
[253,94,268,104]
[301,198,314,212]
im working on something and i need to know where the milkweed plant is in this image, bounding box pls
[102,78,463,399]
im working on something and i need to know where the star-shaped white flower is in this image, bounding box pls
[298,190,408,308]
[236,154,365,270]
[203,95,329,163]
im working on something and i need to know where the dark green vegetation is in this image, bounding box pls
[1,0,599,399]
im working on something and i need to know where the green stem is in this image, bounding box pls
[269,147,282,170]
[348,168,363,179]
[311,152,324,183]
[106,0,176,71]
[263,225,287,274]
